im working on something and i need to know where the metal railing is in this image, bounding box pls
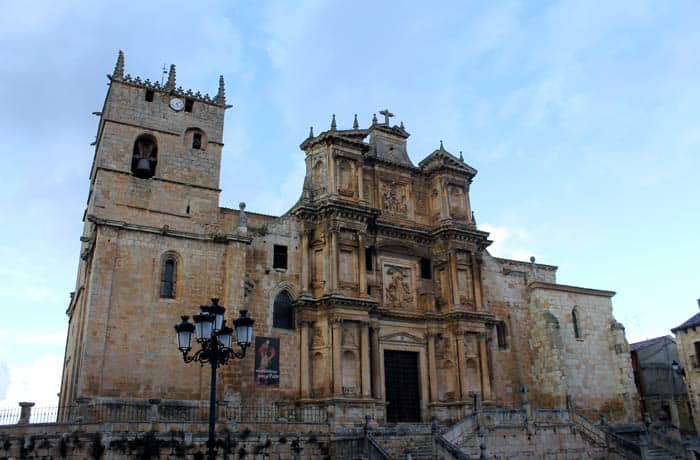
[0,401,327,426]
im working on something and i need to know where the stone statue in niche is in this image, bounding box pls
[464,334,477,356]
[381,182,408,215]
[437,335,452,360]
[385,266,413,305]
[448,184,466,217]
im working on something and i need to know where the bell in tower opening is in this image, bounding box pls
[131,134,158,179]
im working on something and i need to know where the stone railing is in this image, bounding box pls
[329,432,391,460]
[435,434,470,460]
[0,399,327,426]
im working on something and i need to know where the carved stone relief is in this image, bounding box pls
[380,181,408,215]
[383,265,414,307]
[311,324,326,348]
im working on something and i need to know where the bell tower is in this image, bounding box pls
[59,51,239,408]
[85,50,230,230]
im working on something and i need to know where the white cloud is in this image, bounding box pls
[480,223,536,262]
[0,355,62,407]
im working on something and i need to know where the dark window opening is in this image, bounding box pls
[192,132,202,149]
[365,246,374,272]
[273,245,288,270]
[131,134,158,179]
[420,258,431,279]
[184,99,194,112]
[496,322,507,349]
[145,89,154,102]
[694,342,700,367]
[161,258,176,298]
[572,309,581,339]
[273,291,294,329]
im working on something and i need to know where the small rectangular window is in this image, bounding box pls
[496,322,507,349]
[365,246,374,272]
[185,99,194,113]
[420,258,431,279]
[192,132,202,150]
[273,245,288,270]
[694,342,700,367]
[145,89,154,102]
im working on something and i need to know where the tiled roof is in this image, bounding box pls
[630,335,672,351]
[671,312,700,333]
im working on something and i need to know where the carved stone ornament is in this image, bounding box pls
[380,181,408,215]
[312,325,325,347]
[384,265,413,306]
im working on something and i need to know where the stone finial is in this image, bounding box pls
[353,114,359,129]
[237,202,248,234]
[330,114,337,131]
[530,256,536,264]
[165,64,176,91]
[308,126,314,138]
[372,113,378,125]
[215,75,226,105]
[459,150,464,162]
[113,50,125,79]
[471,211,477,226]
[400,121,405,129]
[439,140,444,150]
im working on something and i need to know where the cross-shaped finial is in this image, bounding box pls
[161,64,168,85]
[379,109,394,125]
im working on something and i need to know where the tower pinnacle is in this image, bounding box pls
[165,64,176,91]
[113,50,125,79]
[215,75,226,105]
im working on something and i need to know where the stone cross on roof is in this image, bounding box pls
[379,109,394,125]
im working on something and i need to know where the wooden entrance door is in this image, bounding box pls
[384,350,421,422]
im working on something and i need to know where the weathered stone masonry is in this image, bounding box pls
[57,52,639,440]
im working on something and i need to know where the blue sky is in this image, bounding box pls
[1,0,698,407]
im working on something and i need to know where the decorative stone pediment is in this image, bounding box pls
[379,332,425,344]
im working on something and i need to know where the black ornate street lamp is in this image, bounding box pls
[175,298,254,460]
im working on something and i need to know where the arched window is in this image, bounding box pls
[572,308,582,339]
[273,291,294,329]
[131,134,158,179]
[160,255,177,298]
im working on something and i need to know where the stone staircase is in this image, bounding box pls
[401,434,433,460]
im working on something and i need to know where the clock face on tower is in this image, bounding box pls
[169,98,185,111]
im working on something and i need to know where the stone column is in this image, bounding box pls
[300,321,310,398]
[328,151,336,197]
[427,334,439,402]
[358,233,367,295]
[358,165,365,202]
[371,326,381,398]
[360,323,371,397]
[300,231,310,294]
[478,335,491,400]
[449,252,460,306]
[456,333,469,401]
[330,227,339,292]
[332,320,342,396]
[472,253,483,311]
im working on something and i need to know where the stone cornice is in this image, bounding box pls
[430,225,492,250]
[87,215,252,245]
[93,167,222,192]
[109,75,230,109]
[300,130,370,152]
[293,201,381,223]
[101,118,225,145]
[372,307,497,323]
[296,294,379,313]
[528,281,616,298]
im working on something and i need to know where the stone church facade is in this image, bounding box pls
[58,52,638,430]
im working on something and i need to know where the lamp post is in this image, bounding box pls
[174,298,254,460]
